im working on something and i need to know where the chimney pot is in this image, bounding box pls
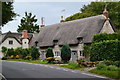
[22,30,28,39]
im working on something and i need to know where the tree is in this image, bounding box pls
[46,47,54,58]
[1,46,7,56]
[31,46,40,60]
[17,12,40,33]
[65,2,120,32]
[6,48,15,57]
[61,44,71,63]
[1,2,17,26]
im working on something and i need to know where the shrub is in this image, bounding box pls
[15,55,20,59]
[92,33,120,43]
[101,60,120,67]
[6,48,15,57]
[90,40,120,61]
[46,47,54,58]
[107,65,118,71]
[1,46,7,56]
[31,46,40,60]
[14,47,22,56]
[61,44,71,63]
[21,49,29,59]
[45,57,55,63]
[24,56,32,60]
[96,64,107,70]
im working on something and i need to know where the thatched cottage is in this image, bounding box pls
[0,30,33,58]
[30,9,115,62]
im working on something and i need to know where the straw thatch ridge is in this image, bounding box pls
[31,15,107,47]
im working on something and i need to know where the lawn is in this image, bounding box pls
[6,59,49,64]
[89,69,120,79]
[60,62,88,71]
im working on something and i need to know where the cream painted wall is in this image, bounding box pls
[39,44,84,61]
[0,38,21,49]
[100,20,114,33]
[22,39,29,48]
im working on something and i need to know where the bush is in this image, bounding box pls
[46,47,54,58]
[107,65,118,71]
[2,57,8,60]
[31,46,40,60]
[90,40,120,61]
[61,44,71,63]
[1,46,7,56]
[24,56,32,60]
[93,33,120,43]
[101,60,120,67]
[96,64,107,70]
[45,57,55,63]
[6,48,15,57]
[21,49,29,59]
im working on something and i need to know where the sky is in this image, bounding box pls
[2,2,90,33]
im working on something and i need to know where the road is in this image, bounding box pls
[1,61,109,80]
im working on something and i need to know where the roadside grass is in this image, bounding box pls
[60,62,88,70]
[89,69,120,79]
[6,59,50,64]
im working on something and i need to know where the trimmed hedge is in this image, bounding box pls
[93,33,120,43]
[46,47,54,58]
[90,40,120,61]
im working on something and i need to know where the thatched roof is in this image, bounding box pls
[0,31,33,44]
[31,15,107,47]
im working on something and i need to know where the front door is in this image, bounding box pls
[71,51,77,62]
[41,51,46,59]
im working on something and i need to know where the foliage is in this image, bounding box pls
[65,12,96,22]
[61,44,71,63]
[89,69,120,79]
[1,46,7,56]
[6,48,15,56]
[21,49,30,59]
[90,40,120,61]
[31,46,40,60]
[92,33,120,43]
[65,2,120,31]
[45,57,55,63]
[14,47,22,56]
[24,56,32,60]
[17,12,39,33]
[46,47,54,58]
[60,62,79,70]
[107,65,118,71]
[101,60,120,67]
[96,64,107,70]
[1,2,17,26]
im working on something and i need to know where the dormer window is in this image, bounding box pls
[77,37,83,44]
[53,40,58,45]
[9,40,13,45]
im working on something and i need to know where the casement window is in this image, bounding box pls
[9,40,13,45]
[55,51,60,56]
[80,51,84,56]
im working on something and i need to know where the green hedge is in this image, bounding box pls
[90,40,120,61]
[93,33,120,43]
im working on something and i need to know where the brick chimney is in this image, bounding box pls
[60,16,64,23]
[102,4,109,19]
[22,30,28,39]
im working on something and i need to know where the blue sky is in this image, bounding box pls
[2,2,90,33]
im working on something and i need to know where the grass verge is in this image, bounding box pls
[60,62,88,70]
[89,69,120,79]
[6,59,50,64]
